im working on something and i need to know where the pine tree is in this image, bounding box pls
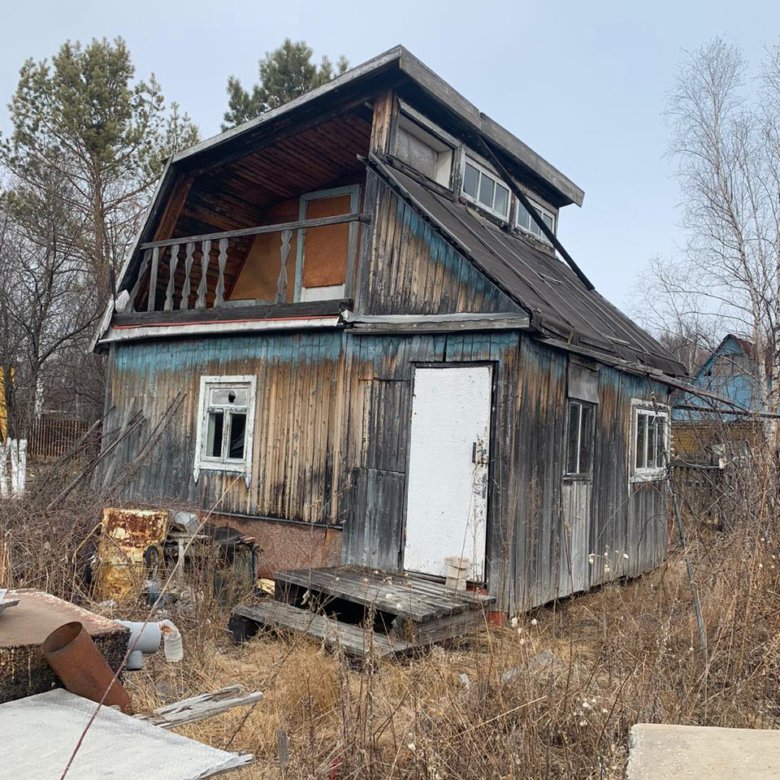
[223,39,348,129]
[2,37,199,305]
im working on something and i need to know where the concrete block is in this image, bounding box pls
[627,723,780,779]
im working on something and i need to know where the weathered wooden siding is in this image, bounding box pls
[510,338,671,611]
[590,365,670,588]
[97,332,347,524]
[358,178,520,315]
[511,337,567,610]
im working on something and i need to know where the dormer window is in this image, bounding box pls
[516,198,556,243]
[462,158,510,220]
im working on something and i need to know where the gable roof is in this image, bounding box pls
[371,158,686,377]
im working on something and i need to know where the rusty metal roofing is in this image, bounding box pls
[374,162,687,377]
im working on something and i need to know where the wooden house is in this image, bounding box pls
[93,46,686,615]
[672,334,766,464]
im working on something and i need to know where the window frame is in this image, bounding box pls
[460,156,511,220]
[515,197,557,244]
[564,398,596,479]
[193,375,257,485]
[631,400,670,482]
[295,184,361,303]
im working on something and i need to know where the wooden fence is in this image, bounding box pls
[671,461,724,526]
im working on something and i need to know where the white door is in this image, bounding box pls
[404,365,492,581]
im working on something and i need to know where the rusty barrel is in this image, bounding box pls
[41,620,133,714]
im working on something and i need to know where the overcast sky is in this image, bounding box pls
[2,0,779,314]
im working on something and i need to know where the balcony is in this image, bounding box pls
[121,211,368,316]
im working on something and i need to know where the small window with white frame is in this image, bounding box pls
[516,198,556,243]
[461,157,511,220]
[194,376,256,484]
[632,401,669,480]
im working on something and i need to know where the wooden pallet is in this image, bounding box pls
[230,602,413,659]
[231,566,494,658]
[274,566,494,622]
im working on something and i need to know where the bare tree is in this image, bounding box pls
[0,175,96,438]
[637,38,780,435]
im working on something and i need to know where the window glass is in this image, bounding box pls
[195,376,256,480]
[565,400,596,476]
[633,406,668,475]
[207,411,224,458]
[461,158,509,219]
[478,175,495,208]
[580,403,594,473]
[516,201,531,231]
[494,184,509,218]
[566,402,581,474]
[635,413,647,469]
[463,163,480,199]
[515,197,556,243]
[229,413,247,459]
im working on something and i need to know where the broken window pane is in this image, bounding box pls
[228,413,247,459]
[207,411,224,458]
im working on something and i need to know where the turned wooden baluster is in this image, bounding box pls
[146,247,160,312]
[165,244,180,311]
[276,229,292,303]
[196,239,211,309]
[214,238,228,306]
[180,242,195,310]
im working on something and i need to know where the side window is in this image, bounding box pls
[632,402,669,480]
[515,198,556,243]
[194,376,256,484]
[565,399,595,477]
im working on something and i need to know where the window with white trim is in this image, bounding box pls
[515,198,556,243]
[194,376,256,484]
[565,399,595,477]
[632,402,669,479]
[462,157,511,219]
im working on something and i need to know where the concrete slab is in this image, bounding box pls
[627,723,780,779]
[0,589,128,703]
[0,688,253,778]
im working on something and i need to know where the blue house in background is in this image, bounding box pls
[672,334,768,464]
[673,334,769,422]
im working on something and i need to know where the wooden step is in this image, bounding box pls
[230,602,414,659]
[274,566,494,623]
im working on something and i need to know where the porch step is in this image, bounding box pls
[229,602,413,659]
[274,566,494,623]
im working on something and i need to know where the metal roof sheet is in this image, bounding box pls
[375,162,686,377]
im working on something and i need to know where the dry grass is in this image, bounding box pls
[2,451,780,778]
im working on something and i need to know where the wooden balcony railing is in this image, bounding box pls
[125,212,368,314]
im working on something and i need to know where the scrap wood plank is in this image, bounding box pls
[232,602,413,659]
[136,685,264,729]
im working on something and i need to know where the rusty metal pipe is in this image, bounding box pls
[41,620,133,714]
